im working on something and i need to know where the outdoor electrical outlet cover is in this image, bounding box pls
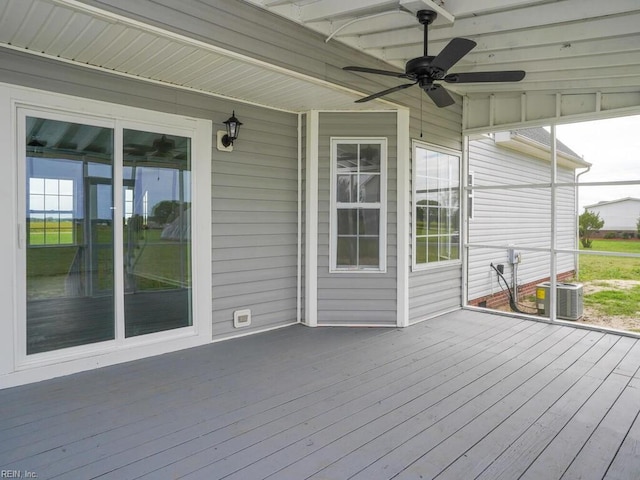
[497,264,504,274]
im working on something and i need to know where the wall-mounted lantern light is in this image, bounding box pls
[222,111,242,146]
[216,111,242,152]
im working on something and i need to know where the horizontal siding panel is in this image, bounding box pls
[212,256,298,274]
[213,211,296,224]
[214,298,296,317]
[212,266,297,287]
[212,186,297,202]
[410,264,462,322]
[212,234,297,248]
[212,174,297,191]
[212,245,296,262]
[317,310,396,323]
[409,296,461,322]
[317,276,396,289]
[411,277,462,300]
[409,264,462,288]
[212,310,297,337]
[214,288,295,311]
[318,299,397,311]
[468,136,577,302]
[214,162,298,180]
[214,151,298,171]
[212,198,297,213]
[213,223,298,236]
[317,288,397,301]
[213,277,297,299]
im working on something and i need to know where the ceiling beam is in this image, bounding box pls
[456,74,640,94]
[464,91,640,134]
[298,0,397,22]
[458,37,640,67]
[356,11,640,52]
[439,0,640,40]
[444,0,561,17]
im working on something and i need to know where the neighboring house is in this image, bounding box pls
[584,198,640,235]
[467,128,590,307]
[0,0,635,388]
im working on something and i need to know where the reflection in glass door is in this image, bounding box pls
[26,117,115,354]
[24,117,194,355]
[122,130,192,337]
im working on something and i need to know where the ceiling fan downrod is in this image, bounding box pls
[417,10,437,58]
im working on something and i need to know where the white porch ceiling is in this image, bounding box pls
[0,0,398,113]
[244,0,640,129]
[244,0,640,97]
[1,0,639,129]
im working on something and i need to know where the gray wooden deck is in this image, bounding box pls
[1,310,640,479]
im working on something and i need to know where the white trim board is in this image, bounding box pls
[304,111,319,327]
[396,109,410,327]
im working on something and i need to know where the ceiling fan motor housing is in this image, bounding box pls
[342,8,525,107]
[405,56,445,79]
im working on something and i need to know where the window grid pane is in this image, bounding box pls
[29,177,75,246]
[414,145,460,266]
[334,141,384,270]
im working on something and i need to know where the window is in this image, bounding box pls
[28,178,75,245]
[331,138,386,271]
[413,142,461,268]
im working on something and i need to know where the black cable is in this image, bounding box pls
[490,263,537,314]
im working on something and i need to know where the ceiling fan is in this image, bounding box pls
[343,10,525,107]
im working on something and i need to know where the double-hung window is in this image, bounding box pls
[413,141,461,269]
[331,138,387,272]
[28,178,75,245]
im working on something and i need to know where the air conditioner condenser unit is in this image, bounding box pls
[536,282,583,321]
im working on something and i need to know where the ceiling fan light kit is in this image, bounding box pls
[344,10,526,108]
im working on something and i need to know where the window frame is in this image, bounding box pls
[412,140,462,271]
[330,137,387,273]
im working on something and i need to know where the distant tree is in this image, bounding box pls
[151,200,189,225]
[579,210,604,248]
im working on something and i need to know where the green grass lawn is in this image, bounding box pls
[579,239,640,281]
[579,239,640,320]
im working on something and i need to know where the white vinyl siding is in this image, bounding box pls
[585,199,640,231]
[317,113,397,325]
[467,135,577,302]
[0,48,299,345]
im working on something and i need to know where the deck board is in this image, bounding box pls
[1,310,640,479]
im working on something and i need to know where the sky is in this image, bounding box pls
[555,114,640,210]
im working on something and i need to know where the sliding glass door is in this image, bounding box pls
[24,114,193,356]
[122,129,192,337]
[26,117,115,354]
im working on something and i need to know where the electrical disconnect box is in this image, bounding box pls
[507,248,521,264]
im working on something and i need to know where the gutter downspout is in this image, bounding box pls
[575,163,592,280]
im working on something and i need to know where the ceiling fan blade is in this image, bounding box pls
[424,84,456,108]
[343,66,412,79]
[430,38,477,72]
[355,83,416,103]
[444,70,526,83]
